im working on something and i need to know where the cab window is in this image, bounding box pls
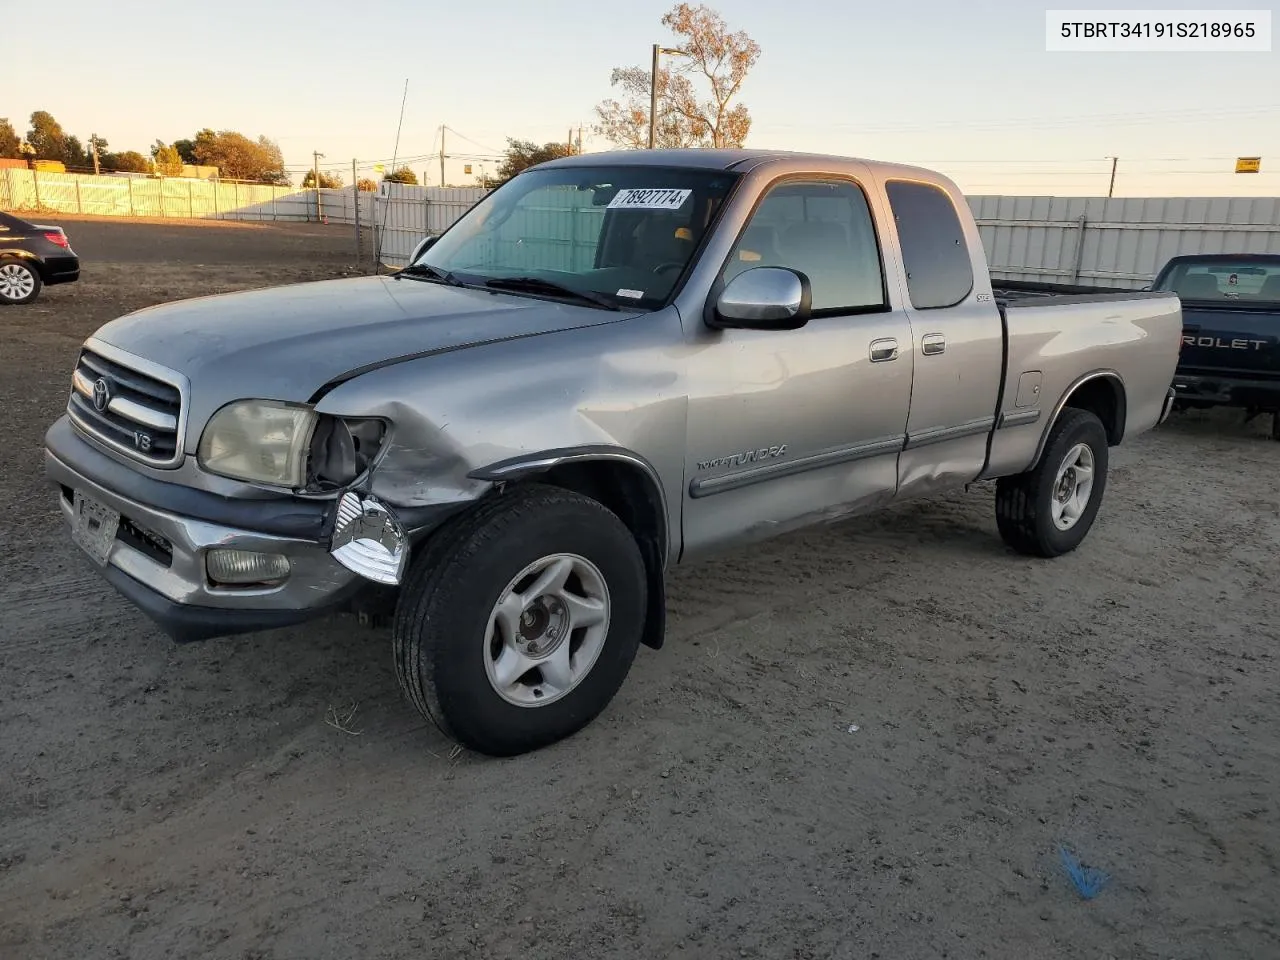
[723,179,887,315]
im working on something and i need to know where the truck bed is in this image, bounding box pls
[979,282,1183,479]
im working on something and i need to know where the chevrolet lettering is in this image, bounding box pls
[1181,335,1266,350]
[44,148,1184,757]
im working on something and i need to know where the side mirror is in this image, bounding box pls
[711,267,812,330]
[408,235,437,263]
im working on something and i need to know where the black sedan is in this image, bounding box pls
[0,209,81,305]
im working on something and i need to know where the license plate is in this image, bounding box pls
[72,490,120,567]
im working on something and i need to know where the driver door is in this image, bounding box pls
[680,176,914,560]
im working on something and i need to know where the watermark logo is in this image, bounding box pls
[1046,9,1272,51]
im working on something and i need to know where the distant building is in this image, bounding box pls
[180,164,220,179]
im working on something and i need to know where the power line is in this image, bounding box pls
[443,126,505,155]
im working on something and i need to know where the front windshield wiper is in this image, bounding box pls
[397,262,466,287]
[483,276,621,310]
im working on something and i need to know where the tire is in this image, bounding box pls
[392,483,647,757]
[1271,412,1280,442]
[995,408,1109,558]
[0,257,41,305]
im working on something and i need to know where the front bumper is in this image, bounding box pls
[44,416,363,642]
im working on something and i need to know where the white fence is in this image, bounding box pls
[5,166,1280,285]
[971,195,1280,289]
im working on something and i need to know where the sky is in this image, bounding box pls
[6,0,1278,196]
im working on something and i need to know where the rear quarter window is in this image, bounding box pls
[885,180,974,309]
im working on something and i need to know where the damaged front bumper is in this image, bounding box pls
[43,415,423,643]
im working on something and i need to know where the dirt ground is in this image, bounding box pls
[1,217,1277,960]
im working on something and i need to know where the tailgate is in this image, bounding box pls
[1179,305,1280,379]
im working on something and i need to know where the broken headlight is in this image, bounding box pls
[305,415,388,492]
[197,400,388,493]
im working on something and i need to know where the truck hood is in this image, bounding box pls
[92,275,643,437]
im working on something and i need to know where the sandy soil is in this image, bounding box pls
[1,218,1277,960]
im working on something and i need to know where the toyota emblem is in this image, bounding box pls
[92,377,111,412]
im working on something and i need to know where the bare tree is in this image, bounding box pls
[593,3,761,150]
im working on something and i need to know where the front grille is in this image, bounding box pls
[67,345,184,467]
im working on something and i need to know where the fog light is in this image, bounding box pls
[207,548,291,585]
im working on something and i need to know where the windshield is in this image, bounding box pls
[1155,257,1280,304]
[411,165,740,309]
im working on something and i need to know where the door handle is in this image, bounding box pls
[921,333,946,356]
[870,338,898,362]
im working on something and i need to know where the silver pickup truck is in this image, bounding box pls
[44,149,1182,756]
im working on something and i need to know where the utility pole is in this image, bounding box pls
[352,158,361,269]
[649,44,660,149]
[577,126,583,155]
[1106,156,1118,198]
[440,125,446,188]
[648,45,685,149]
[313,150,325,221]
[569,127,574,154]
[89,134,101,175]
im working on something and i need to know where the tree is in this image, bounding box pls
[302,169,343,189]
[356,177,378,192]
[106,150,152,174]
[0,118,20,159]
[382,166,418,184]
[493,138,575,185]
[256,136,290,185]
[593,3,760,150]
[172,138,197,164]
[26,110,87,166]
[192,129,288,183]
[151,141,184,176]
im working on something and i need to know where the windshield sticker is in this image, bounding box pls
[616,288,645,299]
[607,188,691,211]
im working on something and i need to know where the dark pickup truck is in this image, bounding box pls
[1153,253,1280,440]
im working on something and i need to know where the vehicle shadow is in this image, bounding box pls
[1159,404,1279,443]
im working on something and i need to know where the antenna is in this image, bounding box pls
[374,77,410,272]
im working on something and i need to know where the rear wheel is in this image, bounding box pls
[392,484,647,757]
[0,258,41,305]
[995,408,1110,558]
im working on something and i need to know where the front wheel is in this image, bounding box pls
[392,484,647,757]
[995,408,1110,558]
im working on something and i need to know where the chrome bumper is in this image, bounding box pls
[46,447,360,618]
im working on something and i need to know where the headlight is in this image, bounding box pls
[197,400,317,487]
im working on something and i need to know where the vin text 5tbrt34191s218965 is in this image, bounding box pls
[44,149,1183,756]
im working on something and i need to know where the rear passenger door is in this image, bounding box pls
[680,176,915,559]
[883,179,1005,500]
